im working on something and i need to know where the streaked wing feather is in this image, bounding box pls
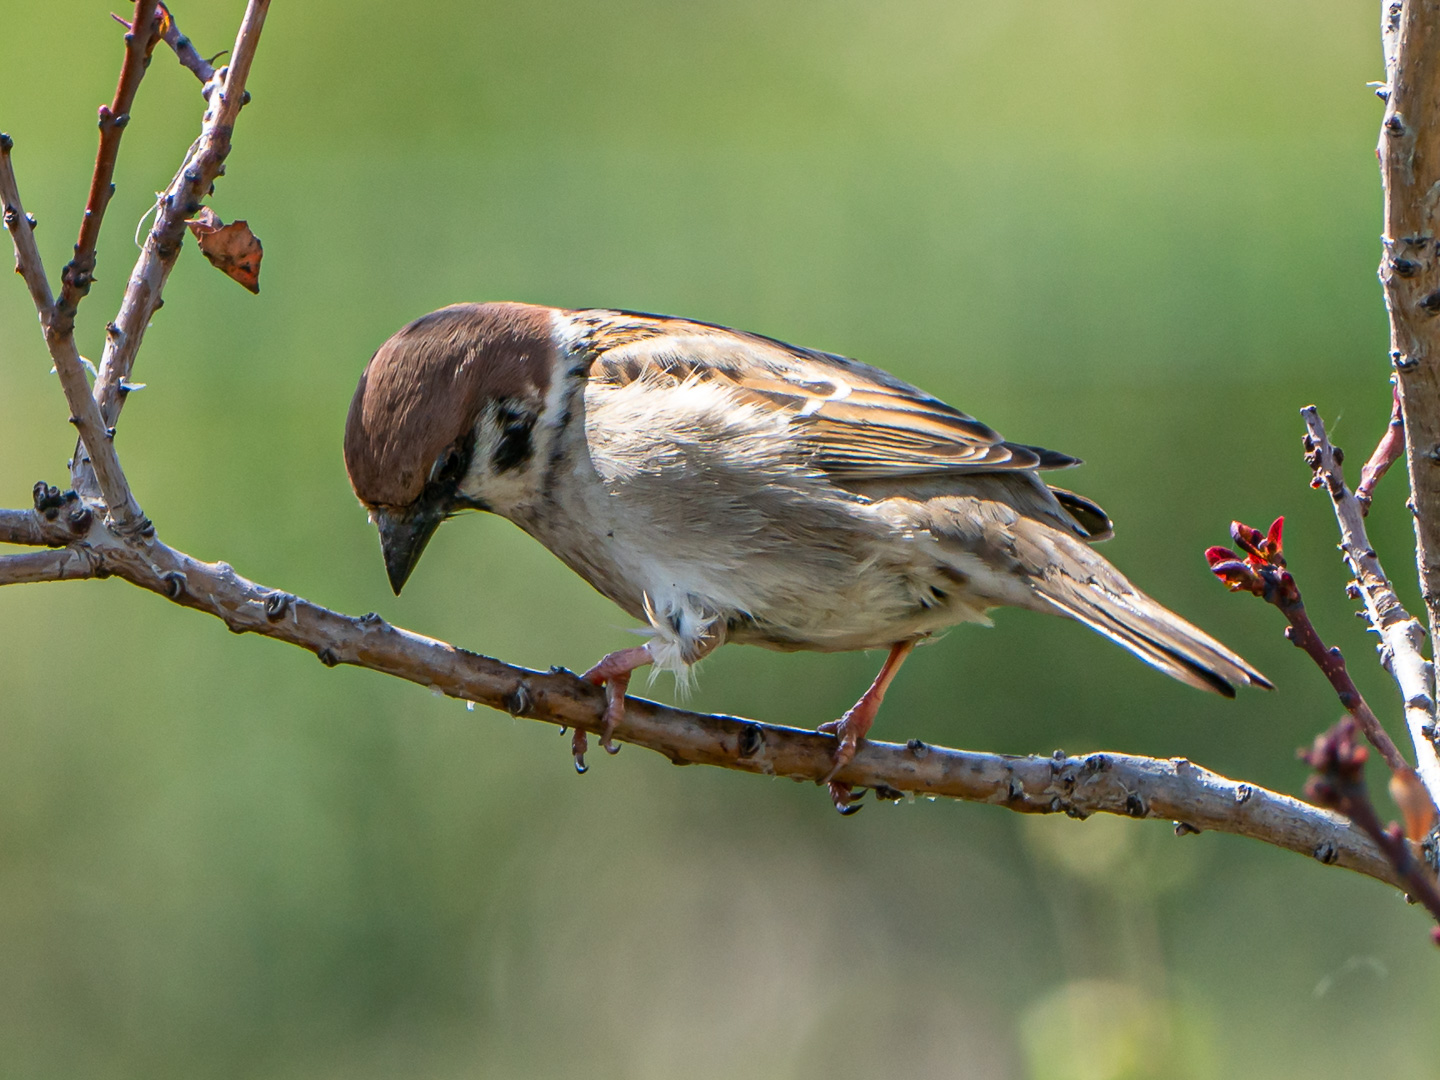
[583,312,1072,480]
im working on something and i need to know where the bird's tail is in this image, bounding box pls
[1019,522,1272,696]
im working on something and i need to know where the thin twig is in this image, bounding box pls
[1356,382,1405,512]
[1301,406,1440,809]
[0,502,1407,892]
[1207,515,1413,777]
[87,0,270,454]
[0,139,146,535]
[1304,719,1440,935]
[113,4,216,85]
[50,0,163,340]
[0,135,55,318]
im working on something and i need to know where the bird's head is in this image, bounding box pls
[343,302,557,594]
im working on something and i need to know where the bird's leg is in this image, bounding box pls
[577,643,654,766]
[818,640,916,813]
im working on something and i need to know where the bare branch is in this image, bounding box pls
[0,509,49,548]
[1304,719,1440,935]
[0,138,146,534]
[50,1,163,340]
[113,4,217,85]
[0,548,97,586]
[0,135,54,318]
[1376,0,1440,648]
[1356,382,1405,512]
[1301,406,1440,808]
[1208,516,1412,778]
[87,0,271,454]
[0,486,94,548]
[0,503,1404,892]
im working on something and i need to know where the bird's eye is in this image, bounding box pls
[429,448,464,484]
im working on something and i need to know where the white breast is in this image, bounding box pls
[519,366,1007,677]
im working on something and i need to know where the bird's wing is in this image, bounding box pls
[579,310,1080,481]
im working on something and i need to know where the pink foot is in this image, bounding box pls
[818,641,916,814]
[574,643,653,768]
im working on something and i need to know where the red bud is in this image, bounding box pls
[1266,516,1285,556]
[1205,546,1240,567]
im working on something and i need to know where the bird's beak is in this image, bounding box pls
[375,506,443,595]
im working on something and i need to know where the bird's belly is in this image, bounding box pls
[720,548,1002,652]
[524,474,1010,658]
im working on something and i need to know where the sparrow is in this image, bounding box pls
[343,302,1271,811]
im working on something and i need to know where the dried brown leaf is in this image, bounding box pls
[184,208,262,294]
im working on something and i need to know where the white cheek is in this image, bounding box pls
[456,405,555,517]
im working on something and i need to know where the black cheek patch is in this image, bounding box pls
[492,410,537,474]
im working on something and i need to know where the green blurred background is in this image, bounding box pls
[0,1,1433,1076]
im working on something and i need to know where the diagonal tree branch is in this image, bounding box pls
[1303,718,1440,929]
[50,0,163,341]
[0,137,146,535]
[113,4,218,86]
[85,0,270,462]
[0,502,1407,892]
[0,135,52,318]
[1301,406,1440,809]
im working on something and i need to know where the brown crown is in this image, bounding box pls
[344,302,556,508]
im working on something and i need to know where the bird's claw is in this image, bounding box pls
[601,706,622,755]
[572,644,650,772]
[571,727,589,773]
[829,781,864,815]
